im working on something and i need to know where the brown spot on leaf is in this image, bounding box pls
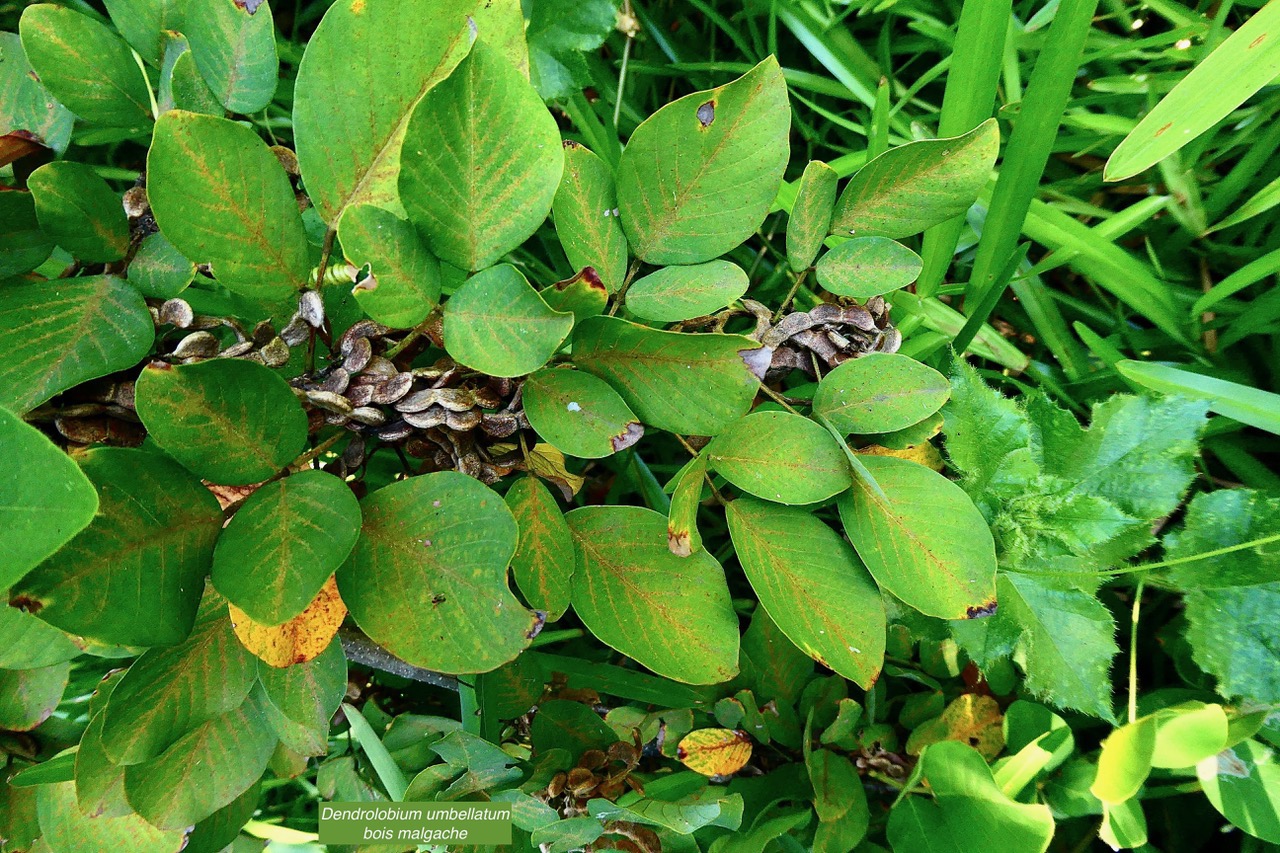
[526,610,547,640]
[697,100,716,128]
[146,359,174,371]
[580,266,606,293]
[563,139,583,150]
[611,421,644,452]
[1154,122,1173,138]
[234,0,266,13]
[668,529,692,557]
[965,600,998,619]
[431,593,446,605]
[1250,34,1267,48]
[9,596,43,614]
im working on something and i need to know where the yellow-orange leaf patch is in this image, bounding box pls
[677,728,752,777]
[229,575,346,667]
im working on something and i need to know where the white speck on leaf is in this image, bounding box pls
[567,401,581,412]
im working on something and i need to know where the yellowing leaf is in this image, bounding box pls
[905,693,1005,760]
[677,728,753,777]
[526,443,585,499]
[229,575,346,668]
[858,442,944,471]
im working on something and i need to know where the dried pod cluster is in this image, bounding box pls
[744,295,901,381]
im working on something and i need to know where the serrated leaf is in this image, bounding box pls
[135,359,309,485]
[886,741,1054,853]
[0,406,98,589]
[678,729,753,777]
[942,358,1038,513]
[505,477,574,620]
[147,110,310,305]
[258,638,347,756]
[183,0,278,114]
[839,455,996,619]
[27,161,130,263]
[566,506,739,684]
[37,781,187,853]
[401,40,564,270]
[12,448,222,646]
[524,368,643,459]
[124,686,276,830]
[831,119,999,239]
[626,260,750,323]
[726,498,885,688]
[339,204,441,328]
[526,0,615,100]
[814,353,950,436]
[814,237,922,299]
[230,575,347,668]
[554,141,628,293]
[617,57,790,265]
[571,315,765,436]
[442,264,573,377]
[100,595,259,765]
[787,160,838,272]
[292,0,476,223]
[708,411,850,505]
[19,4,152,130]
[213,470,361,625]
[0,663,69,731]
[0,32,73,152]
[668,452,708,557]
[338,471,539,674]
[0,276,154,415]
[0,190,54,278]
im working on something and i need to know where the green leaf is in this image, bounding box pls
[553,141,628,293]
[707,411,850,505]
[0,663,70,731]
[0,605,81,670]
[0,191,54,278]
[27,161,130,263]
[182,780,261,853]
[343,701,408,801]
[292,0,475,224]
[787,160,838,273]
[526,0,615,100]
[12,448,222,647]
[626,260,750,323]
[160,35,222,116]
[258,638,347,756]
[524,368,644,459]
[1164,489,1280,702]
[102,0,186,67]
[830,119,999,239]
[400,40,564,271]
[0,32,73,152]
[0,276,154,415]
[814,237,922,299]
[76,707,132,819]
[0,405,98,589]
[339,204,441,328]
[1117,360,1280,436]
[212,470,362,625]
[19,4,152,130]
[541,269,609,323]
[814,353,950,436]
[942,358,1038,511]
[147,110,310,305]
[807,748,868,836]
[442,264,573,377]
[100,595,259,765]
[338,471,540,674]
[617,57,791,265]
[1105,2,1280,182]
[588,776,744,832]
[37,781,187,853]
[127,230,196,299]
[504,476,574,621]
[183,0,279,114]
[887,741,1054,853]
[571,316,766,436]
[667,452,708,557]
[124,686,276,829]
[566,506,739,684]
[726,498,885,688]
[530,699,619,756]
[1197,739,1280,844]
[135,359,309,486]
[839,455,997,619]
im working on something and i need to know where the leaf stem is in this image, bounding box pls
[130,48,160,121]
[1128,577,1144,725]
[608,258,644,316]
[774,268,810,321]
[613,0,636,131]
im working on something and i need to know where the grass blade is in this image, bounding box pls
[1116,360,1280,434]
[342,702,409,801]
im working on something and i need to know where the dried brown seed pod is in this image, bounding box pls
[348,406,386,426]
[280,314,310,346]
[260,337,290,368]
[220,341,255,358]
[305,390,354,416]
[299,290,325,328]
[341,336,372,374]
[320,368,350,395]
[369,372,413,405]
[172,331,220,359]
[158,298,194,329]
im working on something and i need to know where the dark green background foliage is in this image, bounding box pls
[1,1,1279,851]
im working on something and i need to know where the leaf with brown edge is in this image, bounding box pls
[667,452,708,557]
[838,455,997,620]
[566,505,739,685]
[230,576,347,668]
[677,728,752,777]
[726,497,885,689]
[524,368,643,460]
[553,142,628,293]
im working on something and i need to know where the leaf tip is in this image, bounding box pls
[610,422,644,453]
[964,599,998,619]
